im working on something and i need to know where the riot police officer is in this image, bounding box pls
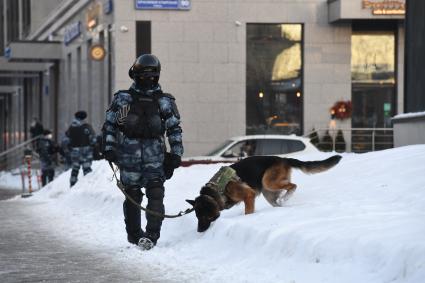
[66,111,96,187]
[36,129,59,186]
[102,54,183,250]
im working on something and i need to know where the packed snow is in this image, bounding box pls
[6,145,425,283]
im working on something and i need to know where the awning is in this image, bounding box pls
[328,0,405,23]
[0,86,22,94]
[0,58,51,72]
[5,41,62,61]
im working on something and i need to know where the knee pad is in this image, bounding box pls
[146,185,164,201]
[124,187,143,203]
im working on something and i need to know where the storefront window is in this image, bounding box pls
[246,24,303,135]
[351,31,396,128]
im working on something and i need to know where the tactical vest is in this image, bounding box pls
[68,124,91,147]
[116,89,165,139]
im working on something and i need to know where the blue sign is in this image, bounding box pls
[4,47,11,59]
[135,0,191,10]
[104,0,113,14]
[64,21,81,45]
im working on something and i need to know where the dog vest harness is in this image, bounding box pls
[206,166,240,205]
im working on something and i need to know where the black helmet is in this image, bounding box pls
[74,110,87,120]
[128,54,161,82]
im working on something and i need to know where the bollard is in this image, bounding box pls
[22,149,33,198]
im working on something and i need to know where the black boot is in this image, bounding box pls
[123,187,144,244]
[70,168,79,187]
[144,179,165,246]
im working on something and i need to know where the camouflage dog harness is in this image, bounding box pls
[206,166,240,206]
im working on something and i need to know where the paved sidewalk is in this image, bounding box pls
[0,200,157,283]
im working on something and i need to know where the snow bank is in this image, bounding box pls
[393,111,425,120]
[18,146,425,283]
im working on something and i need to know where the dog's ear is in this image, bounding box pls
[186,199,196,206]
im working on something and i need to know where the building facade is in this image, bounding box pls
[1,0,406,156]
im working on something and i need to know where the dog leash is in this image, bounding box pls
[108,161,194,219]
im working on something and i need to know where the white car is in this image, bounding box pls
[181,135,319,166]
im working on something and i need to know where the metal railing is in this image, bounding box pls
[0,136,41,172]
[304,128,394,153]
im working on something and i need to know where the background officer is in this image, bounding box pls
[36,129,59,186]
[102,54,183,250]
[66,111,96,187]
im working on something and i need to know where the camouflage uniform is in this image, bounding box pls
[102,83,183,245]
[36,136,58,186]
[66,117,96,187]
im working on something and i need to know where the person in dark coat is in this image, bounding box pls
[36,129,59,186]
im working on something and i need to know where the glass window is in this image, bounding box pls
[351,31,396,128]
[256,139,305,155]
[206,140,233,156]
[222,140,257,158]
[246,24,303,135]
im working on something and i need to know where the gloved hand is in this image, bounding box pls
[104,150,117,163]
[164,153,181,180]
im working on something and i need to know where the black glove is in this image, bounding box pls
[164,153,181,180]
[104,150,117,163]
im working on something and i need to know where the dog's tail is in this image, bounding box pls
[285,155,342,174]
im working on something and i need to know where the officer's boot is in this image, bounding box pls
[123,187,144,245]
[140,179,164,250]
[70,168,79,187]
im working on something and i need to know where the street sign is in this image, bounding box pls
[135,0,191,10]
[64,21,81,45]
[4,47,11,59]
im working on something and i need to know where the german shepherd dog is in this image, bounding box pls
[186,155,342,232]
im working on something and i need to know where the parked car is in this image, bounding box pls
[181,135,319,166]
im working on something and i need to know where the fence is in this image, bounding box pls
[304,128,394,153]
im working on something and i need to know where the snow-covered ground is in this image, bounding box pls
[0,170,25,190]
[8,145,425,283]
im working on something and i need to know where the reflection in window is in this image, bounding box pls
[351,31,396,129]
[351,33,395,83]
[246,24,303,135]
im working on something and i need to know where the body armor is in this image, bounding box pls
[116,89,164,139]
[68,124,92,147]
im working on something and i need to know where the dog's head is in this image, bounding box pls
[186,194,221,232]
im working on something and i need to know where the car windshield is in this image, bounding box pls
[206,140,234,156]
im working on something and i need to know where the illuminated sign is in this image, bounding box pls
[86,2,101,30]
[89,44,106,61]
[362,0,405,15]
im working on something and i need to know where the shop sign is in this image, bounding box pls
[362,0,405,15]
[86,2,101,30]
[64,21,81,45]
[103,0,113,14]
[89,44,106,61]
[135,0,191,10]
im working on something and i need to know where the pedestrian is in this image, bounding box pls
[30,117,44,151]
[102,54,183,250]
[36,129,58,186]
[66,111,96,187]
[30,117,44,139]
